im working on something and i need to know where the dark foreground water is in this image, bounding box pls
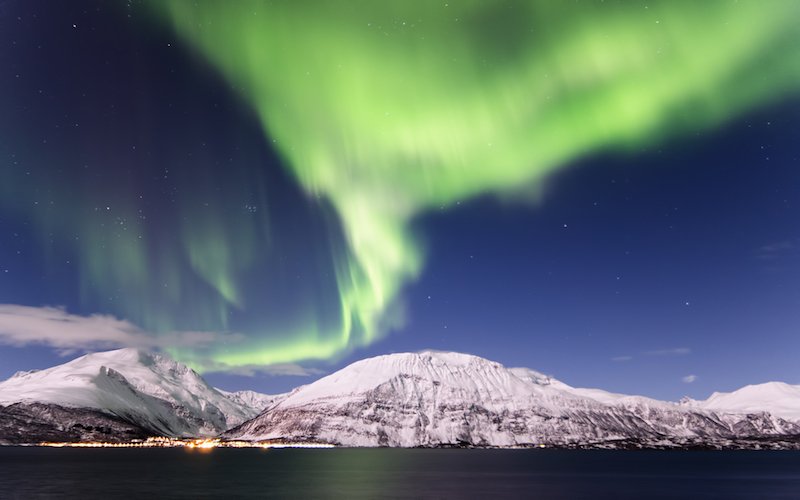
[1,448,799,499]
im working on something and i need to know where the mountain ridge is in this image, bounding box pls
[0,348,274,438]
[224,351,800,447]
[1,349,798,448]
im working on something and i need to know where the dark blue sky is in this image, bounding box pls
[0,1,798,401]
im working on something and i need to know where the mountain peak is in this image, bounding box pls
[225,350,800,447]
[415,350,496,364]
[78,347,171,367]
[0,348,268,437]
[699,381,800,421]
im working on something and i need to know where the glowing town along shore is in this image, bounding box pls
[39,437,335,449]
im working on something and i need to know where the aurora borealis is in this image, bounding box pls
[1,0,800,396]
[153,1,800,367]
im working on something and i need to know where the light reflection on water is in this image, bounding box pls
[1,448,799,499]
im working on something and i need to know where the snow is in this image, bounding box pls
[274,351,588,410]
[216,389,284,413]
[2,348,799,446]
[0,348,269,437]
[692,382,800,421]
[227,351,800,447]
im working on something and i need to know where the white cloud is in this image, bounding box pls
[0,304,242,351]
[205,363,324,377]
[611,355,633,362]
[755,240,797,260]
[0,304,151,350]
[682,374,698,384]
[646,347,691,356]
[0,304,312,376]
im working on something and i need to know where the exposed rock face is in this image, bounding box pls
[215,389,286,415]
[2,349,799,448]
[0,402,150,445]
[0,348,274,439]
[224,352,800,448]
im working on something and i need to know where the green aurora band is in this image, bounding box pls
[2,1,797,372]
[152,0,800,369]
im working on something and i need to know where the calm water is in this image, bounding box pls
[1,448,799,499]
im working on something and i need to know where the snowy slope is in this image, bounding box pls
[0,348,265,437]
[216,389,285,414]
[2,348,798,446]
[225,351,800,447]
[511,368,800,428]
[687,382,800,421]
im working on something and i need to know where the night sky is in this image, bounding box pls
[0,1,798,400]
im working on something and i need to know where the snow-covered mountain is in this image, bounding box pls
[0,402,151,445]
[216,388,286,413]
[0,348,271,437]
[683,382,800,422]
[1,348,798,447]
[225,351,800,447]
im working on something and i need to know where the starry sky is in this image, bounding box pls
[0,0,798,400]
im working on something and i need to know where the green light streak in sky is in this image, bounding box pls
[154,0,800,369]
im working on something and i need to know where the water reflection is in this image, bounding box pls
[1,448,799,499]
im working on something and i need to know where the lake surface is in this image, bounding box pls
[1,448,799,499]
